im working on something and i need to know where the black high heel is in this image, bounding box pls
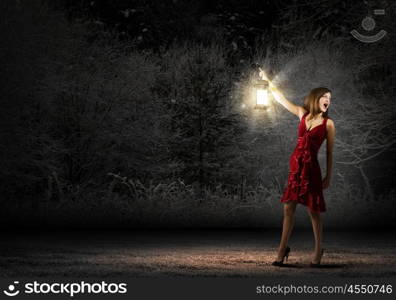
[310,249,325,267]
[272,246,291,266]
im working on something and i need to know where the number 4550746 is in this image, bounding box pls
[347,284,392,294]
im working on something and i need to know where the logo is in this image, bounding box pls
[3,280,127,297]
[3,281,20,297]
[351,9,387,43]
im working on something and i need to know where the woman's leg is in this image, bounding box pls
[276,201,297,261]
[308,209,323,263]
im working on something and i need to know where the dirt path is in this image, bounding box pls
[0,229,395,278]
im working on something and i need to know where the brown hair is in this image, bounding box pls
[303,87,331,119]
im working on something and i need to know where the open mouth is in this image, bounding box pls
[323,103,329,109]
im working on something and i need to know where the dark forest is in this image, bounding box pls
[1,0,395,229]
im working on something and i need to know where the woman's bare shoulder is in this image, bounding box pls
[326,118,335,127]
[326,118,335,133]
[297,106,307,121]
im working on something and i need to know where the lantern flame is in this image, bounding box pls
[256,89,269,106]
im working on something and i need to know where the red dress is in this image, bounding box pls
[280,112,328,213]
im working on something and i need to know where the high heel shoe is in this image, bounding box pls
[310,249,325,267]
[271,246,291,266]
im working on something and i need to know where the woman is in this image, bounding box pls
[259,70,336,267]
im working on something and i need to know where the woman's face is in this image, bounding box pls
[319,92,331,113]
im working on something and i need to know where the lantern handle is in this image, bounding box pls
[258,67,270,82]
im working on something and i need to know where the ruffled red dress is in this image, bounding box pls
[280,112,328,213]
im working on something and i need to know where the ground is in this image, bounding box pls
[0,228,395,278]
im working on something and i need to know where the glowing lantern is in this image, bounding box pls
[254,79,269,109]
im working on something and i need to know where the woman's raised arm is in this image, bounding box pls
[259,69,306,119]
[270,83,306,119]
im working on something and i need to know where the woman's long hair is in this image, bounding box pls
[303,87,331,120]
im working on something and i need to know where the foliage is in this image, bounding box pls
[156,43,248,189]
[1,0,395,228]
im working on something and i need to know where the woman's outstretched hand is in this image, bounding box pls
[258,68,270,81]
[257,68,302,118]
[259,68,276,92]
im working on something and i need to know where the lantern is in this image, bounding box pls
[254,79,269,109]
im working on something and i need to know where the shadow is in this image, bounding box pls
[270,263,303,268]
[309,264,347,269]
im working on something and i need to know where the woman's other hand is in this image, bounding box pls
[322,176,331,189]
